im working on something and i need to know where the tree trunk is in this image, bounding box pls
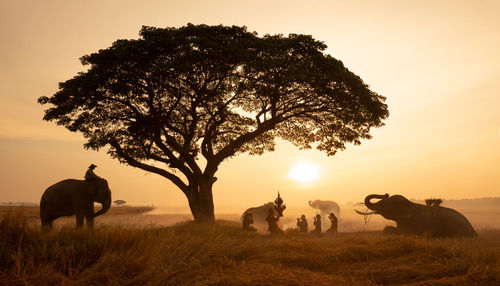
[186,178,216,223]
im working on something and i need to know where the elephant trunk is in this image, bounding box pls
[364,194,389,210]
[94,197,111,217]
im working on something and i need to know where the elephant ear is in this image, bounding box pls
[401,208,416,220]
[84,180,99,200]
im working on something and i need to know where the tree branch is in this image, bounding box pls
[109,140,190,195]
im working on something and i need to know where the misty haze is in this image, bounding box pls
[1,1,500,285]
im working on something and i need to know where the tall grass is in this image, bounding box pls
[1,212,499,285]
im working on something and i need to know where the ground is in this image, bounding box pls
[1,206,499,285]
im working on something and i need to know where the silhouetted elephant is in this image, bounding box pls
[308,199,340,230]
[40,178,112,228]
[308,200,340,217]
[241,202,286,228]
[356,194,476,237]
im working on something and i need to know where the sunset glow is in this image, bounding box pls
[288,163,320,183]
[0,1,499,212]
[2,2,500,284]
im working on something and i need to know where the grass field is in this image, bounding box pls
[1,207,500,285]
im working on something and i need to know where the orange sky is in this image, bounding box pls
[0,0,499,212]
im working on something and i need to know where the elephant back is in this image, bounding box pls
[309,199,340,217]
[40,179,88,219]
[430,206,476,237]
[241,202,275,223]
[41,179,86,199]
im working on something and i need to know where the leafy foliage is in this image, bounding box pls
[38,24,388,221]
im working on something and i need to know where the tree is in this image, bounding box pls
[113,200,127,206]
[38,24,389,223]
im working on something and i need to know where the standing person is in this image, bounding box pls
[312,214,322,233]
[84,164,99,181]
[266,208,283,234]
[297,214,308,233]
[327,212,338,233]
[243,212,257,232]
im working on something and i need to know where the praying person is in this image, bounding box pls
[297,214,308,233]
[266,208,283,234]
[312,214,322,233]
[327,212,338,233]
[243,212,257,232]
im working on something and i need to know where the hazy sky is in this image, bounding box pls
[0,0,499,212]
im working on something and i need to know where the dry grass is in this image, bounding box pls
[0,205,153,217]
[0,206,40,220]
[1,210,500,285]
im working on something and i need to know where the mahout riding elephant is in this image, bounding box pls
[40,178,112,228]
[356,193,476,237]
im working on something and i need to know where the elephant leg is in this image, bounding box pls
[41,216,48,227]
[75,213,84,228]
[41,218,53,230]
[383,226,399,235]
[320,212,328,229]
[85,204,94,228]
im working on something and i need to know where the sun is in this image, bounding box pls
[288,162,320,183]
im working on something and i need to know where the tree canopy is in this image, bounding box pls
[39,24,389,222]
[113,200,127,206]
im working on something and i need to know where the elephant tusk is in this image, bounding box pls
[355,209,377,224]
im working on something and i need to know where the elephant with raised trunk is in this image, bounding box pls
[40,178,112,228]
[309,199,340,230]
[308,200,340,217]
[356,194,476,237]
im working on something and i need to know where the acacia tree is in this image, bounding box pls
[39,24,388,223]
[113,200,127,206]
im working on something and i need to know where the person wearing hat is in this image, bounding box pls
[296,214,308,233]
[327,212,338,233]
[84,164,99,181]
